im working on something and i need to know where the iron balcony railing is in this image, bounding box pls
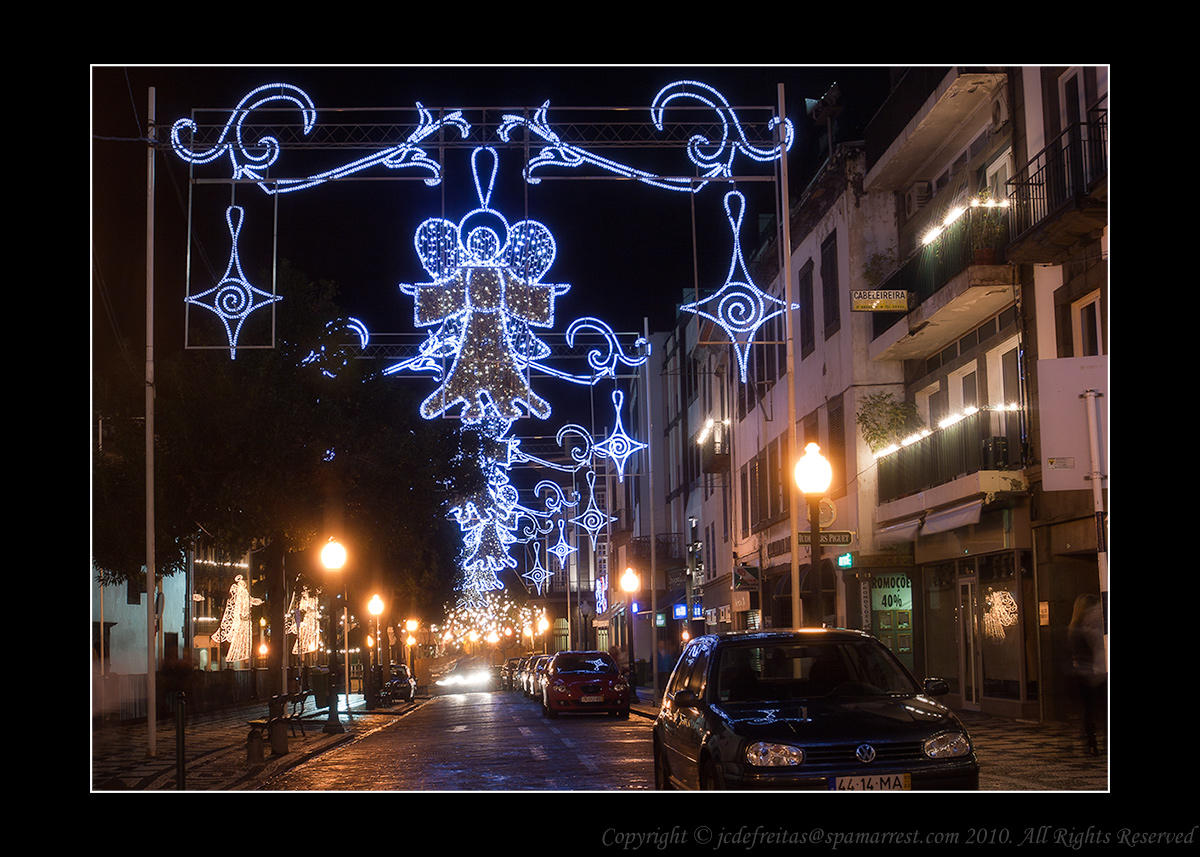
[1006,106,1108,244]
[871,205,1010,341]
[876,407,1023,504]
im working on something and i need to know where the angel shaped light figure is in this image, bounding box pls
[285,586,322,656]
[399,147,569,424]
[211,574,263,663]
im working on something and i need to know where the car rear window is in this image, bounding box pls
[553,653,618,673]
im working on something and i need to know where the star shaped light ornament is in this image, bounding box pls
[680,190,798,383]
[547,519,577,569]
[521,545,554,596]
[570,470,616,550]
[593,389,647,483]
[185,205,282,359]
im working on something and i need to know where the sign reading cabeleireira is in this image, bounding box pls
[851,290,909,312]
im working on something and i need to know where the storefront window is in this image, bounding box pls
[870,571,914,673]
[979,553,1021,700]
[923,562,958,694]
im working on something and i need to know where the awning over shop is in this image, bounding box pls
[920,498,984,535]
[875,517,922,546]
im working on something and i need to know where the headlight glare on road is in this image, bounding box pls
[744,742,804,767]
[923,731,970,758]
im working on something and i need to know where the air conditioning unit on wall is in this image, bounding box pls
[904,181,931,220]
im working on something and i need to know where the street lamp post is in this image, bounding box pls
[620,567,640,690]
[405,618,419,677]
[367,594,383,708]
[793,443,833,628]
[320,538,347,734]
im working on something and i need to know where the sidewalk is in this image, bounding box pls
[91,692,413,791]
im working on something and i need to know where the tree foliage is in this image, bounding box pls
[92,260,484,613]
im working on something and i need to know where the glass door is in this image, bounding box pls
[958,578,981,709]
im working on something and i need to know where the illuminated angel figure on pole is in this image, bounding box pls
[399,147,569,424]
[286,586,322,657]
[211,574,263,663]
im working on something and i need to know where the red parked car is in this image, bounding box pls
[542,651,630,718]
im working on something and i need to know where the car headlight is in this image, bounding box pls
[745,742,804,767]
[923,731,971,758]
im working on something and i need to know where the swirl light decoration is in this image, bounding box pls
[498,79,793,193]
[679,190,798,383]
[592,390,647,483]
[571,470,616,550]
[184,205,282,360]
[171,83,469,193]
[547,518,578,570]
[521,544,554,596]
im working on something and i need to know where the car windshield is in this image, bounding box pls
[711,639,917,703]
[554,653,617,674]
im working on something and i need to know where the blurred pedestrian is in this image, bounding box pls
[1068,593,1106,755]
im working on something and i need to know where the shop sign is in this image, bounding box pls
[870,574,912,611]
[851,289,909,312]
[796,530,854,546]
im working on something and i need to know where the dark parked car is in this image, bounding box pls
[513,656,535,692]
[542,650,630,718]
[526,655,553,698]
[501,657,525,690]
[380,664,416,704]
[652,629,979,790]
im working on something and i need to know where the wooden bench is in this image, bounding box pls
[246,694,292,759]
[287,689,314,736]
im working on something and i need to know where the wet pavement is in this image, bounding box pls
[90,688,1108,792]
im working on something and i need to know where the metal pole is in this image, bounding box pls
[1083,390,1108,669]
[777,83,803,630]
[644,317,658,696]
[175,692,186,790]
[343,589,352,719]
[145,86,158,755]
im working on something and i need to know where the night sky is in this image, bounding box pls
[92,64,892,433]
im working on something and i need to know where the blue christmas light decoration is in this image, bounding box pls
[571,470,616,550]
[171,83,469,193]
[521,544,554,596]
[547,519,577,570]
[300,316,370,377]
[399,148,570,424]
[185,205,282,359]
[498,79,792,192]
[592,390,647,483]
[679,190,798,383]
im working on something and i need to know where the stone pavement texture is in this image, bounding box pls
[90,690,1107,791]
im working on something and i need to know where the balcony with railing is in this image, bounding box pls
[869,204,1019,362]
[875,406,1026,509]
[1005,104,1107,264]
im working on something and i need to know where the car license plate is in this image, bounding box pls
[831,773,911,791]
[580,695,604,703]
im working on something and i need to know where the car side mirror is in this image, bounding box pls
[672,689,700,709]
[923,678,949,697]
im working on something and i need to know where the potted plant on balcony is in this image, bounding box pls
[969,187,1009,265]
[856,392,925,453]
[862,246,898,288]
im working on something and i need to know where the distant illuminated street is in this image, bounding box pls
[262,689,654,790]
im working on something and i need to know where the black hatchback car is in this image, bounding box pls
[652,629,979,790]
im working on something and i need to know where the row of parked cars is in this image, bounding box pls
[502,650,631,718]
[500,628,981,791]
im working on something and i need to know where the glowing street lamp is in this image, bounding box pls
[405,619,419,673]
[793,443,833,627]
[620,567,640,688]
[320,538,347,734]
[367,594,384,708]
